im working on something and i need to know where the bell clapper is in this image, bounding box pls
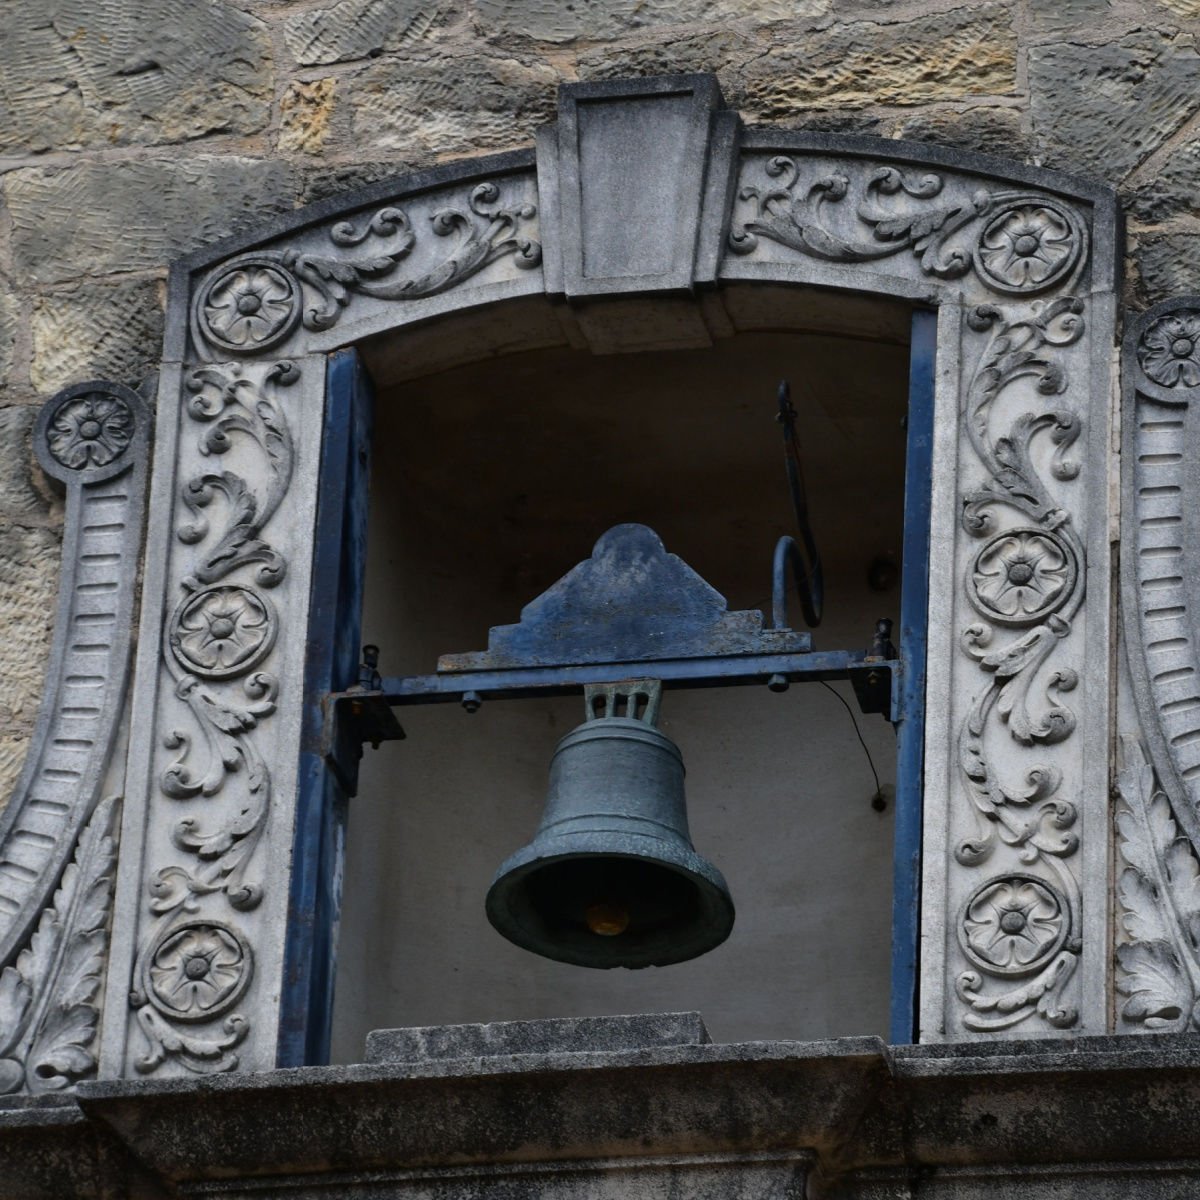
[585,903,631,936]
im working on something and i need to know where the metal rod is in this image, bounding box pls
[360,650,895,707]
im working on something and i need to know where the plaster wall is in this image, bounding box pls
[333,322,907,1057]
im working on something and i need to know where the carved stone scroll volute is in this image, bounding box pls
[1118,298,1200,1034]
[0,381,152,1093]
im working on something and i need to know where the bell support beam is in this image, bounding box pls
[325,650,900,790]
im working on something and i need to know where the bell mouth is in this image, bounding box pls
[486,843,735,969]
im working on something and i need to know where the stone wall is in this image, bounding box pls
[0,0,1197,805]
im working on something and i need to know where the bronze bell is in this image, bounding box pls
[485,680,735,969]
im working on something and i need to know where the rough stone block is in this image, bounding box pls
[349,54,557,156]
[890,106,1027,160]
[0,735,30,821]
[477,0,824,44]
[1134,232,1200,304]
[0,0,273,153]
[0,524,61,724]
[284,0,455,65]
[7,159,299,286]
[741,5,1017,115]
[0,407,55,523]
[576,30,756,101]
[279,78,338,155]
[300,161,415,206]
[0,286,15,392]
[1127,137,1200,224]
[365,1012,711,1062]
[31,279,164,395]
[1029,32,1200,181]
[1029,0,1113,33]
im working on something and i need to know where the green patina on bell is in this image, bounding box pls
[485,680,735,969]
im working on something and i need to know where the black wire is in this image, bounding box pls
[818,679,883,800]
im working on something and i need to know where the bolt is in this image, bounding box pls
[462,690,483,714]
[767,673,790,693]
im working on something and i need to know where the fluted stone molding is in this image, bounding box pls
[1115,298,1200,1035]
[66,74,1123,1078]
[0,380,152,1095]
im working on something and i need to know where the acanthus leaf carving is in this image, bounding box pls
[952,297,1086,1034]
[136,360,297,1073]
[0,798,119,1094]
[729,157,1088,298]
[179,363,295,589]
[1115,738,1200,1032]
[195,181,541,356]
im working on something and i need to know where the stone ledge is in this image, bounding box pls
[0,1032,1178,1197]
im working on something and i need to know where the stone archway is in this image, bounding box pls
[0,74,1122,1085]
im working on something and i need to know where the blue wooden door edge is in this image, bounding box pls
[279,348,374,1067]
[889,308,935,1045]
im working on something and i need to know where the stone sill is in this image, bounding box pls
[5,1032,1200,1197]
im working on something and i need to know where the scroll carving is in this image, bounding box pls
[193,181,541,356]
[952,298,1086,1032]
[130,361,297,1073]
[0,382,151,1094]
[729,157,1087,297]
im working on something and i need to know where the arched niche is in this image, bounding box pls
[0,74,1123,1086]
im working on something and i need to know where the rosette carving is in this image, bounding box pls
[729,158,1086,296]
[169,585,277,680]
[959,874,1070,976]
[969,527,1077,627]
[143,920,251,1022]
[199,264,301,355]
[953,297,1086,1032]
[194,181,541,356]
[45,389,135,470]
[1137,310,1200,388]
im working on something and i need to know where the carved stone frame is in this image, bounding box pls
[0,75,1125,1087]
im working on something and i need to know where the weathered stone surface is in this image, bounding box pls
[0,286,16,392]
[477,0,825,44]
[0,524,60,725]
[1158,0,1200,16]
[1029,0,1113,33]
[891,105,1026,159]
[31,278,163,394]
[0,734,29,817]
[279,78,338,155]
[284,0,455,65]
[1127,136,1200,223]
[349,54,556,155]
[1029,32,1200,180]
[1133,231,1200,302]
[741,6,1016,116]
[366,1012,711,1062]
[0,0,273,153]
[300,161,415,206]
[576,30,755,101]
[0,407,55,522]
[6,159,298,286]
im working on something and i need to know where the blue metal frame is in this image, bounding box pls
[888,308,936,1044]
[279,348,374,1068]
